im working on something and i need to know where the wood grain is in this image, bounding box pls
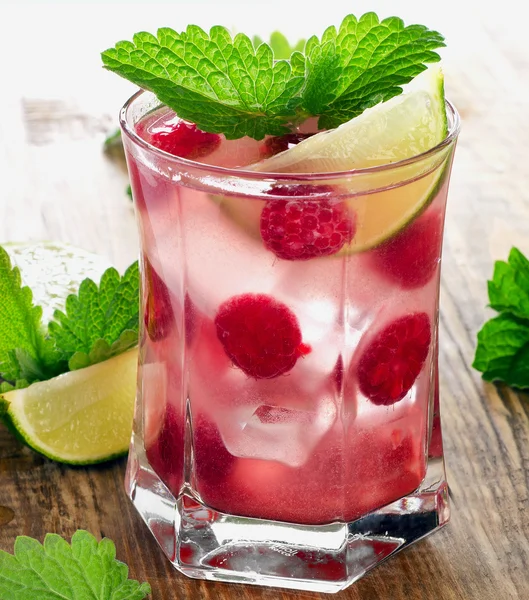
[1,2,528,598]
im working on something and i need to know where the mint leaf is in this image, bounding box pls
[474,247,529,388]
[48,262,139,369]
[102,26,304,140]
[473,313,529,388]
[102,14,444,139]
[0,530,151,599]
[487,247,529,319]
[302,13,445,128]
[0,379,29,394]
[104,128,122,149]
[0,247,63,385]
[68,330,138,371]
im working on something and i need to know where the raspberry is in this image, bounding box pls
[357,313,431,405]
[260,133,314,158]
[143,258,174,342]
[149,118,221,159]
[194,415,235,487]
[214,293,311,379]
[260,185,355,260]
[371,210,443,288]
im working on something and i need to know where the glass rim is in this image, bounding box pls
[119,89,461,181]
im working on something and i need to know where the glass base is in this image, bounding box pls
[125,435,449,594]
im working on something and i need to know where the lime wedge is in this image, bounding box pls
[218,66,451,254]
[6,242,112,323]
[0,348,138,464]
[255,66,448,174]
[255,66,450,253]
[1,241,137,465]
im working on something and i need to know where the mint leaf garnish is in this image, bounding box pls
[301,13,445,128]
[0,247,64,386]
[102,26,304,140]
[102,13,444,140]
[0,530,151,599]
[474,247,529,388]
[48,262,139,370]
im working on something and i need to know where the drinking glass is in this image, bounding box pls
[121,89,460,593]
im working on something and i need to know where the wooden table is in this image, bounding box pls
[1,2,528,598]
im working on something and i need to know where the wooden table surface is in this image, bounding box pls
[1,2,528,598]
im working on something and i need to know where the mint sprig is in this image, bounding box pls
[474,248,529,388]
[0,246,139,391]
[102,26,304,140]
[298,14,445,128]
[0,530,151,599]
[101,12,445,140]
[48,262,139,371]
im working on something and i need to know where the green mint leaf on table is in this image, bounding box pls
[0,379,29,394]
[0,530,151,599]
[474,248,529,388]
[103,128,122,148]
[48,262,139,370]
[0,248,64,387]
[101,13,444,140]
[487,247,529,319]
[473,314,529,388]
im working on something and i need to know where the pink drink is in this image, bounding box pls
[126,103,454,527]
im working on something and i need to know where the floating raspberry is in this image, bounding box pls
[148,118,221,159]
[357,313,431,405]
[371,210,443,288]
[260,185,355,260]
[143,258,174,342]
[214,293,311,379]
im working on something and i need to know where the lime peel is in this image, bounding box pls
[248,65,451,254]
[0,346,138,465]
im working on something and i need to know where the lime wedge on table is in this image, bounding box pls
[223,66,451,253]
[0,242,138,465]
[0,348,137,464]
[6,241,112,323]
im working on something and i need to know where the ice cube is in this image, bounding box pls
[221,399,336,468]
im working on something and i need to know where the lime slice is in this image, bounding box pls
[255,66,448,174]
[1,241,137,465]
[219,66,451,253]
[0,348,138,464]
[6,242,112,323]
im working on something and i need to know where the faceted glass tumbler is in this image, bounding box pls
[121,89,460,593]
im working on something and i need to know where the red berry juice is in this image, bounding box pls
[127,105,451,525]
